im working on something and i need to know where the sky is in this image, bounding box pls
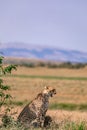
[0,0,87,52]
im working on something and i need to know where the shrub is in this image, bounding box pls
[0,56,17,127]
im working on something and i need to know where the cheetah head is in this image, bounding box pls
[43,86,56,97]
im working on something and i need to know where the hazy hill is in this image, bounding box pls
[0,43,87,63]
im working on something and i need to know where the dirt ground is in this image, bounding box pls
[14,108,87,124]
[1,106,87,123]
[0,106,87,127]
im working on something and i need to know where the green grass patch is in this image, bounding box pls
[9,100,30,106]
[0,100,29,106]
[10,101,24,106]
[49,103,87,111]
[3,74,87,80]
[3,100,87,111]
[63,121,87,130]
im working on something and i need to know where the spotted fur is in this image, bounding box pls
[17,86,56,128]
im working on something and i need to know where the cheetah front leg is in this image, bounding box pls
[36,111,45,128]
[39,110,47,128]
[40,114,45,128]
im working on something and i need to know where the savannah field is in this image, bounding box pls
[1,65,87,129]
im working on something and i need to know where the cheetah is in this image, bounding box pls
[17,86,56,128]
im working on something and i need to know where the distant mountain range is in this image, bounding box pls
[0,43,87,63]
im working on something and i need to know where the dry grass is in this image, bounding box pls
[1,106,87,124]
[47,110,87,123]
[3,76,87,104]
[12,66,87,77]
[1,66,87,126]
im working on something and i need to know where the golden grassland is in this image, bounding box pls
[10,66,87,77]
[3,77,87,105]
[2,66,87,104]
[1,66,87,124]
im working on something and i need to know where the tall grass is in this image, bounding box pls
[62,121,87,130]
[0,120,87,130]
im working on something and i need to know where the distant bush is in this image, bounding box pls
[20,62,36,68]
[3,58,87,69]
[37,62,46,67]
[73,63,86,69]
[57,62,86,69]
[47,62,86,69]
[58,62,73,68]
[47,62,58,68]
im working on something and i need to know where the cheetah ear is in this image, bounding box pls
[44,86,49,89]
